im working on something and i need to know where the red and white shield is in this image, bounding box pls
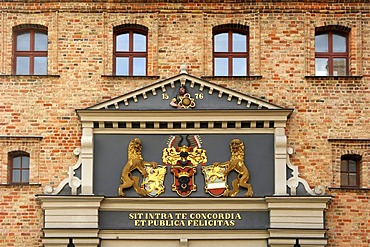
[202,163,228,197]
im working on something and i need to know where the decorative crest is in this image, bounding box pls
[118,138,166,197]
[202,163,228,197]
[170,85,196,109]
[204,139,253,197]
[162,135,207,197]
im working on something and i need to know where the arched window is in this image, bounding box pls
[340,154,361,187]
[213,24,249,76]
[8,151,30,184]
[13,25,48,75]
[315,26,349,76]
[113,24,148,76]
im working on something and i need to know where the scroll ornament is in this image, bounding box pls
[286,147,325,196]
[43,148,82,195]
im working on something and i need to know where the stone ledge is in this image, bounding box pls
[101,75,160,80]
[304,75,363,81]
[0,74,60,78]
[0,183,42,187]
[0,135,43,140]
[328,187,370,191]
[202,75,262,81]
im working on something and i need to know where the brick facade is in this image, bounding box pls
[0,1,369,246]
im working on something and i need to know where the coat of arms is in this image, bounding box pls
[206,139,253,197]
[117,138,166,197]
[162,135,207,197]
[202,163,228,197]
[141,164,167,197]
[118,137,252,198]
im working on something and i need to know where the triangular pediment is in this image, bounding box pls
[87,73,284,110]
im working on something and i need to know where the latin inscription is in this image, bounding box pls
[99,211,269,230]
[128,212,242,227]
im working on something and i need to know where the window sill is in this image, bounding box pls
[328,138,370,142]
[0,74,60,78]
[101,75,160,80]
[201,75,262,80]
[0,135,43,140]
[305,75,363,80]
[0,183,42,187]
[328,187,370,191]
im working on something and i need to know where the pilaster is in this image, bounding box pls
[81,122,94,194]
[274,124,288,195]
[38,195,104,247]
[266,196,331,247]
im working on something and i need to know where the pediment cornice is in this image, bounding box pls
[86,73,285,111]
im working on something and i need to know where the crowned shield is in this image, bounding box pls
[202,163,228,197]
[141,165,167,197]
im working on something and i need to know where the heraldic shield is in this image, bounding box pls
[171,165,196,197]
[202,163,228,197]
[162,135,207,197]
[141,164,167,197]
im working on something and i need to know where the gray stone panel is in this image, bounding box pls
[93,134,274,197]
[99,211,270,230]
[105,81,261,110]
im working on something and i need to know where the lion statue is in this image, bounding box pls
[213,139,253,197]
[117,138,159,197]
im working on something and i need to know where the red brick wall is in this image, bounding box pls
[0,1,369,246]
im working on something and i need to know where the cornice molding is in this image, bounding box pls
[77,109,293,122]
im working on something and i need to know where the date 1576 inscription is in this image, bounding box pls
[129,212,242,227]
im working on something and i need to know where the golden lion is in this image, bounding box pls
[141,166,167,196]
[213,139,253,197]
[117,138,159,197]
[206,164,225,183]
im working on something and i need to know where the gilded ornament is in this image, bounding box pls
[141,164,167,197]
[118,138,164,197]
[170,85,196,109]
[210,139,253,197]
[162,135,207,197]
[202,162,228,197]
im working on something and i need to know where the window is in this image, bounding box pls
[114,24,148,76]
[213,24,249,76]
[13,25,48,75]
[340,154,361,187]
[8,151,30,184]
[315,27,349,76]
